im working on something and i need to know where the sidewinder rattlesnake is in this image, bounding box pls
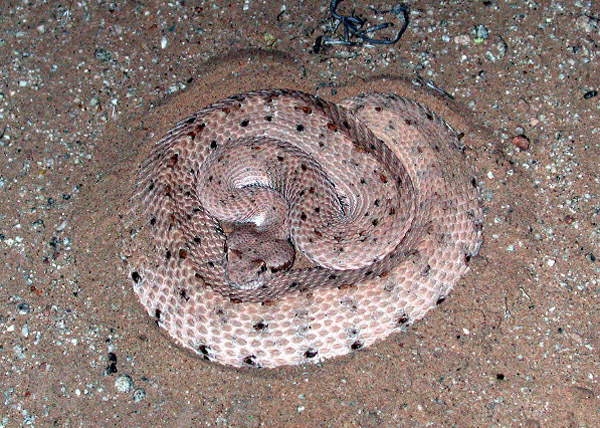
[128,89,483,368]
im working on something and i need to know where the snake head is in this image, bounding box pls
[225,234,294,290]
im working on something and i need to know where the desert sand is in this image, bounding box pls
[1,1,599,426]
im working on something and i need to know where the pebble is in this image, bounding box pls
[454,35,471,45]
[474,24,489,41]
[94,48,111,62]
[575,15,599,33]
[17,302,31,314]
[263,33,276,47]
[511,135,530,151]
[114,375,133,393]
[132,388,146,402]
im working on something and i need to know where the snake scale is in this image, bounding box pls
[128,89,483,368]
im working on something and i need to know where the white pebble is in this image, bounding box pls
[115,375,133,393]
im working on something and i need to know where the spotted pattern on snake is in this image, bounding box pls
[127,89,483,368]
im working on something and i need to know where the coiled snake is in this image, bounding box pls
[128,89,483,368]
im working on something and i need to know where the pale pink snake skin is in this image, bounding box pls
[128,89,483,368]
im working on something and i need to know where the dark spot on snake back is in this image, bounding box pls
[198,344,210,355]
[240,119,249,127]
[301,163,307,171]
[179,249,188,259]
[304,349,318,358]
[421,264,431,276]
[253,321,268,331]
[243,355,258,366]
[210,140,217,149]
[167,153,178,168]
[296,124,305,132]
[398,315,409,325]
[300,213,307,221]
[351,341,363,350]
[338,283,354,290]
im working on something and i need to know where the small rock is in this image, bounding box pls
[132,388,146,402]
[474,24,489,40]
[511,135,530,150]
[94,48,111,62]
[576,15,599,33]
[263,33,276,47]
[495,37,508,59]
[17,302,31,314]
[454,35,471,45]
[583,90,597,99]
[333,50,357,59]
[114,375,133,393]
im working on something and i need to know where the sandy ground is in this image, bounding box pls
[1,0,599,426]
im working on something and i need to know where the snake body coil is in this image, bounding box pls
[129,89,483,368]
